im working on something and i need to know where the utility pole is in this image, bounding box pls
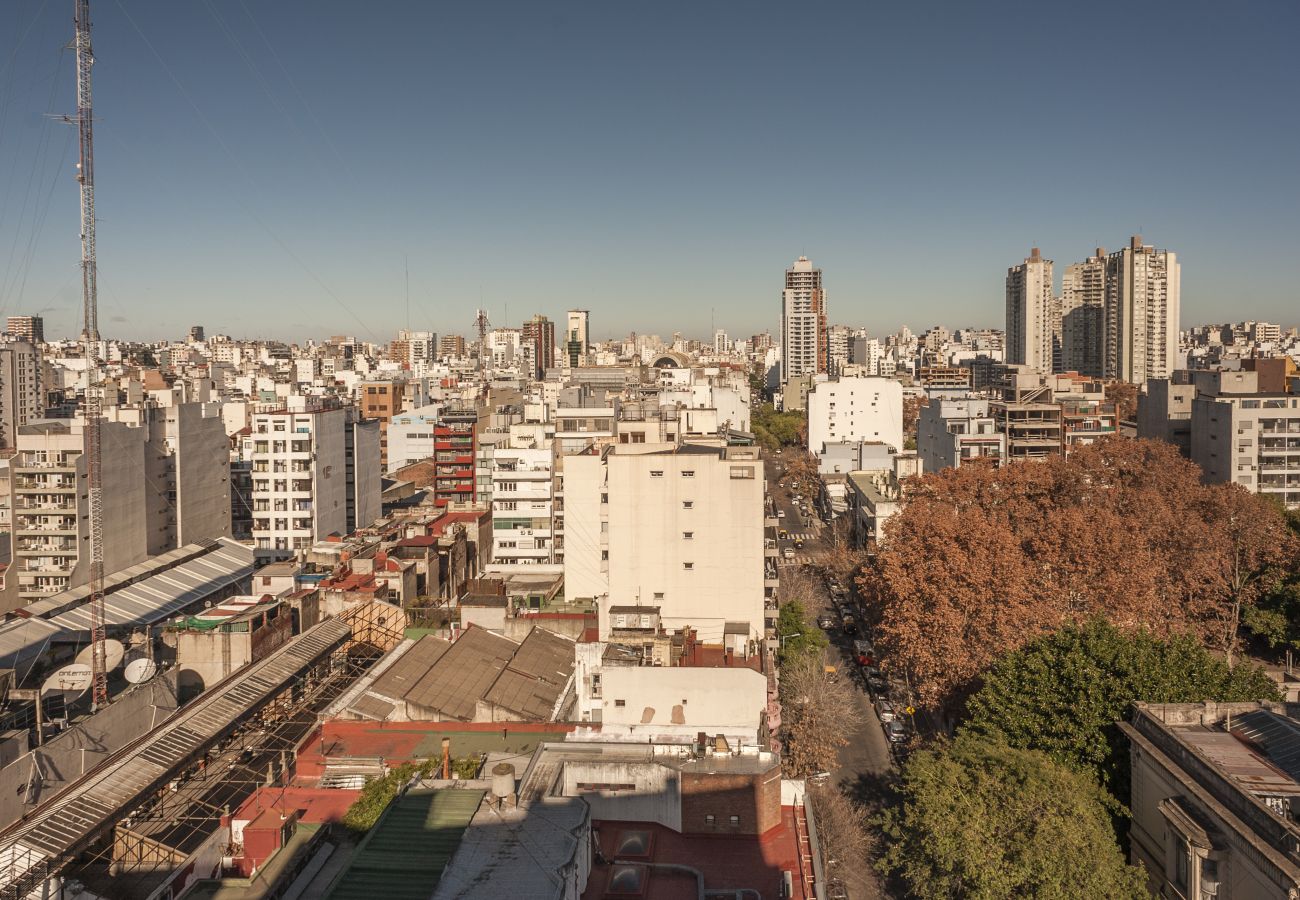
[71,0,108,710]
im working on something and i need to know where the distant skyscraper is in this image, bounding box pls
[781,256,827,383]
[1104,236,1180,383]
[6,316,44,344]
[1005,248,1056,373]
[713,329,730,354]
[1060,249,1106,377]
[188,325,205,343]
[566,309,590,367]
[522,314,556,379]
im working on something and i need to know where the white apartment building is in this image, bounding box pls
[385,403,444,473]
[11,420,148,601]
[1105,235,1180,384]
[0,339,41,450]
[1060,250,1106,377]
[780,256,826,383]
[249,405,381,559]
[916,396,1006,472]
[1005,247,1057,373]
[806,376,904,455]
[827,324,851,376]
[564,444,765,641]
[1187,370,1300,509]
[491,424,557,564]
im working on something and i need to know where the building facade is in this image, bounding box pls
[249,405,381,558]
[1005,247,1056,373]
[522,315,556,380]
[780,256,827,383]
[1105,235,1180,383]
[1060,250,1106,377]
[433,408,478,508]
[0,339,42,450]
[805,376,904,455]
[5,316,44,345]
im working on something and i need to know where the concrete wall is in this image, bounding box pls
[560,453,605,602]
[171,402,232,546]
[807,377,904,455]
[593,667,766,744]
[680,765,781,836]
[559,760,681,832]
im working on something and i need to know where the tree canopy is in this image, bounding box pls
[859,438,1297,710]
[963,619,1279,790]
[752,403,805,450]
[776,597,828,665]
[879,734,1148,900]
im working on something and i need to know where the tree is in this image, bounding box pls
[1104,381,1139,421]
[879,734,1148,900]
[963,619,1279,791]
[808,784,875,897]
[859,438,1296,713]
[776,596,827,664]
[1244,506,1300,656]
[780,650,862,777]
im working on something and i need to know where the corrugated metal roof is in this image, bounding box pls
[0,618,60,672]
[44,538,253,633]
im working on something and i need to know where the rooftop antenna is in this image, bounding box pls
[68,0,108,710]
[474,308,490,372]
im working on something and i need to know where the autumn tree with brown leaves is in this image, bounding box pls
[780,649,864,777]
[859,438,1298,716]
[1104,380,1139,421]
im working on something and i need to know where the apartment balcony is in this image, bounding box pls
[18,460,77,472]
[14,499,77,512]
[14,476,77,491]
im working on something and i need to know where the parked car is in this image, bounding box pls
[782,547,795,559]
[841,616,858,636]
[853,639,875,666]
[876,699,898,723]
[865,667,888,693]
[885,719,910,744]
[816,614,836,630]
[777,510,786,518]
[794,539,804,550]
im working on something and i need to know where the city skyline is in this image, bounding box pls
[0,1,1297,341]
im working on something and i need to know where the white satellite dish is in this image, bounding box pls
[124,657,157,685]
[75,639,125,673]
[41,663,93,703]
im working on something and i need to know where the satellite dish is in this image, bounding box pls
[124,658,157,685]
[41,663,93,703]
[76,639,125,673]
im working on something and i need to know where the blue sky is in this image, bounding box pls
[1,1,1297,342]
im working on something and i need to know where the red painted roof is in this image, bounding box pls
[582,811,812,899]
[232,785,361,825]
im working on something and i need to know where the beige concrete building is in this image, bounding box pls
[1105,235,1180,384]
[1005,247,1057,373]
[1123,702,1300,899]
[781,255,826,383]
[0,339,42,451]
[11,420,148,601]
[1060,249,1106,377]
[563,443,765,641]
[1187,370,1300,509]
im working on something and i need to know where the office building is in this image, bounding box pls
[439,335,466,359]
[806,376,905,455]
[522,314,556,379]
[1060,249,1106,377]
[0,339,42,450]
[564,443,765,640]
[1005,247,1056,373]
[6,316,44,345]
[249,404,381,558]
[780,256,827,383]
[566,309,590,367]
[1105,235,1180,383]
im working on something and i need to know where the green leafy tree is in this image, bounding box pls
[879,734,1148,900]
[963,619,1279,791]
[776,598,827,664]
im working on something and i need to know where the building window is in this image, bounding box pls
[682,532,693,540]
[682,500,694,509]
[704,815,715,825]
[650,470,664,478]
[683,562,694,570]
[681,470,695,478]
[729,815,740,826]
[653,592,664,601]
[615,699,626,707]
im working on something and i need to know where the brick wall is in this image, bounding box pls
[679,762,781,836]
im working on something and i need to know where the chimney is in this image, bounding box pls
[441,737,451,780]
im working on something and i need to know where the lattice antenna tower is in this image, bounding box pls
[474,308,490,371]
[72,0,108,709]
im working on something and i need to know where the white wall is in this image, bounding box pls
[807,377,904,454]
